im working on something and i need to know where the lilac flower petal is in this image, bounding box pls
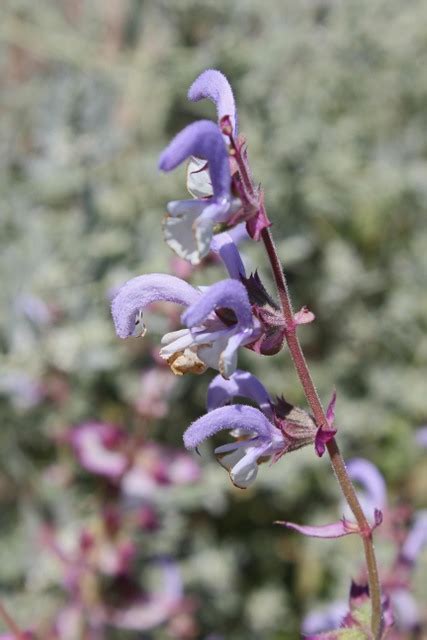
[227,222,249,245]
[346,458,387,511]
[70,423,127,479]
[207,370,273,418]
[302,603,347,635]
[111,274,200,339]
[275,518,359,538]
[183,404,273,450]
[159,120,230,199]
[415,426,427,448]
[188,69,237,134]
[400,510,427,565]
[326,390,337,425]
[390,589,420,632]
[211,231,246,279]
[182,279,253,330]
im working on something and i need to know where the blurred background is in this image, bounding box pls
[0,1,426,638]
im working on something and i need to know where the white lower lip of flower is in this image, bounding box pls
[163,211,213,265]
[216,447,259,489]
[187,156,213,199]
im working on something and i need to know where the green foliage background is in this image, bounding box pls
[0,1,426,637]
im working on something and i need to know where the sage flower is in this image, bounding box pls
[111,274,258,377]
[159,120,241,265]
[183,370,327,488]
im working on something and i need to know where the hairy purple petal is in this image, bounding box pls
[211,231,246,279]
[346,458,387,511]
[207,370,273,418]
[182,279,253,330]
[275,518,359,539]
[302,603,347,636]
[400,510,427,565]
[183,404,273,450]
[111,274,200,339]
[188,69,237,134]
[159,120,230,199]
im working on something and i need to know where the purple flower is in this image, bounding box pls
[183,371,324,488]
[184,404,286,488]
[302,603,347,636]
[69,422,127,479]
[346,458,388,522]
[109,560,188,631]
[159,120,241,265]
[399,510,427,566]
[188,69,237,135]
[389,589,421,634]
[111,274,258,378]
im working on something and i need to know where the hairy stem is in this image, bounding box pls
[261,226,383,638]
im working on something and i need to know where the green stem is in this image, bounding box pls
[261,225,383,638]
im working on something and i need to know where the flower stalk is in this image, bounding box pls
[261,226,383,638]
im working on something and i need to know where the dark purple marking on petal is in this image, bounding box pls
[182,279,253,330]
[159,120,230,199]
[349,581,370,605]
[188,69,237,134]
[111,274,200,339]
[183,404,273,450]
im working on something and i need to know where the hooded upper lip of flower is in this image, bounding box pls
[111,270,259,378]
[183,370,287,488]
[159,69,242,265]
